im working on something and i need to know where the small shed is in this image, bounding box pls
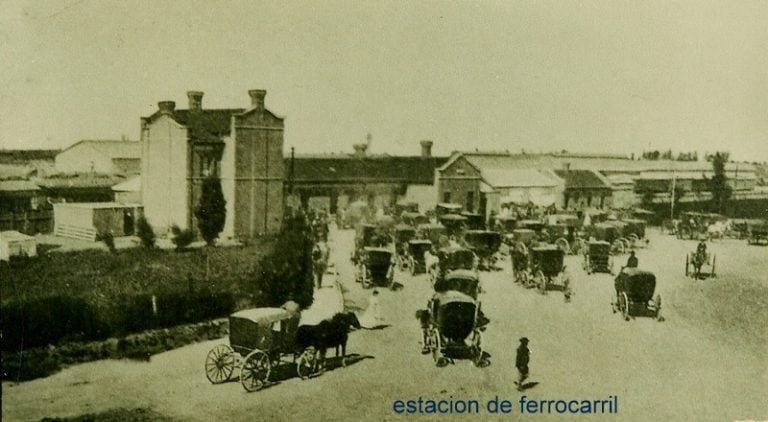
[54,202,143,241]
[0,230,37,261]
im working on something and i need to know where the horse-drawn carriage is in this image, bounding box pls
[393,224,417,270]
[352,223,390,263]
[462,230,502,270]
[461,212,485,231]
[439,214,468,237]
[582,240,614,274]
[677,212,724,240]
[420,270,489,367]
[585,222,627,254]
[405,239,433,275]
[612,269,664,321]
[205,307,317,391]
[356,247,395,288]
[529,245,569,294]
[431,246,477,285]
[620,218,648,249]
[746,219,768,245]
[685,241,716,279]
[545,214,582,254]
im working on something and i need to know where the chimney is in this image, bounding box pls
[187,91,203,111]
[248,89,267,110]
[353,143,368,158]
[420,140,433,158]
[157,101,176,114]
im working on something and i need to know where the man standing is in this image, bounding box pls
[626,251,638,268]
[516,337,530,391]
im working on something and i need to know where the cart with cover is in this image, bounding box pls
[620,218,648,249]
[356,247,395,288]
[439,214,468,237]
[431,246,477,285]
[583,240,614,274]
[461,212,485,230]
[205,307,319,391]
[406,239,433,275]
[529,245,569,294]
[612,269,663,321]
[393,224,417,270]
[746,219,768,245]
[352,223,382,263]
[462,230,502,270]
[421,270,489,367]
[586,222,626,254]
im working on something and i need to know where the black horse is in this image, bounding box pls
[296,312,361,367]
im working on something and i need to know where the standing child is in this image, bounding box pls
[516,337,530,391]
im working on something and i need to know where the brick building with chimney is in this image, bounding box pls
[140,89,284,240]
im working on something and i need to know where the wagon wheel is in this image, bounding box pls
[240,350,271,392]
[685,253,690,277]
[430,328,443,366]
[535,270,546,294]
[621,292,630,321]
[471,330,488,368]
[297,347,318,380]
[710,255,716,278]
[555,237,570,254]
[205,344,236,384]
[611,239,625,255]
[654,294,664,322]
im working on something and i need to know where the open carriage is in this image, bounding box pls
[421,270,489,367]
[612,269,664,321]
[406,239,433,275]
[685,241,716,279]
[462,230,502,270]
[529,245,569,294]
[393,224,417,270]
[746,219,768,245]
[205,307,319,392]
[583,240,614,274]
[356,247,395,288]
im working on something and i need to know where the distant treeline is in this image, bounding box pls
[0,149,60,163]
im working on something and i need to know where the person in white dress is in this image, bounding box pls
[359,289,384,329]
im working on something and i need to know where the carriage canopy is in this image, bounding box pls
[615,269,656,303]
[463,230,502,255]
[587,240,611,255]
[517,219,545,232]
[229,308,300,354]
[402,211,429,226]
[438,246,476,271]
[531,245,565,276]
[433,269,480,298]
[408,239,433,254]
[436,203,463,216]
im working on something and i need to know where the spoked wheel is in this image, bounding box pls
[430,328,446,367]
[471,330,489,368]
[205,344,236,384]
[297,347,318,380]
[555,237,570,254]
[240,350,271,392]
[621,292,630,321]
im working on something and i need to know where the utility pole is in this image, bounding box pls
[670,170,676,220]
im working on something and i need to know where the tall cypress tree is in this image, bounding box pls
[195,176,227,246]
[710,152,732,214]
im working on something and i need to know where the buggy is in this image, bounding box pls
[612,269,664,321]
[685,241,716,279]
[583,240,614,274]
[586,222,626,254]
[393,224,417,270]
[431,246,477,285]
[620,218,648,249]
[406,239,433,275]
[746,219,768,245]
[439,214,468,237]
[461,212,485,230]
[421,270,489,367]
[529,245,569,294]
[352,223,380,263]
[356,247,395,288]
[677,212,724,240]
[205,307,318,391]
[462,230,502,270]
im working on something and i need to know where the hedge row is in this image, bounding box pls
[1,290,235,352]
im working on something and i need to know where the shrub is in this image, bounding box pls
[136,216,156,249]
[195,176,226,246]
[170,225,195,251]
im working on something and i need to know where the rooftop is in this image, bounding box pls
[553,169,611,189]
[290,155,448,185]
[61,140,140,159]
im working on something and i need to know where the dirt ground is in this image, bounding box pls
[3,227,767,421]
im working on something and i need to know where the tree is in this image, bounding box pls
[195,176,227,246]
[709,152,732,214]
[136,216,156,249]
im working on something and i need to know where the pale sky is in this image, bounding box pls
[1,0,767,161]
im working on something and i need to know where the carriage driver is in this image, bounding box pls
[697,238,707,255]
[626,251,638,268]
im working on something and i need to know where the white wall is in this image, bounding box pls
[55,144,112,173]
[401,184,438,213]
[141,115,189,234]
[220,135,236,239]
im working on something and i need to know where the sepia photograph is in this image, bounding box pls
[1,1,767,421]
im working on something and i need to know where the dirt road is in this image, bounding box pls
[3,227,766,421]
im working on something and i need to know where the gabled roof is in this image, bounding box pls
[483,169,560,188]
[290,156,448,185]
[0,180,40,192]
[61,140,140,159]
[553,169,611,189]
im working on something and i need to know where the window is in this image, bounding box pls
[466,191,474,212]
[443,191,452,203]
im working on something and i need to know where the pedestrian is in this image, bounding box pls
[516,337,530,391]
[626,251,638,268]
[359,289,384,329]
